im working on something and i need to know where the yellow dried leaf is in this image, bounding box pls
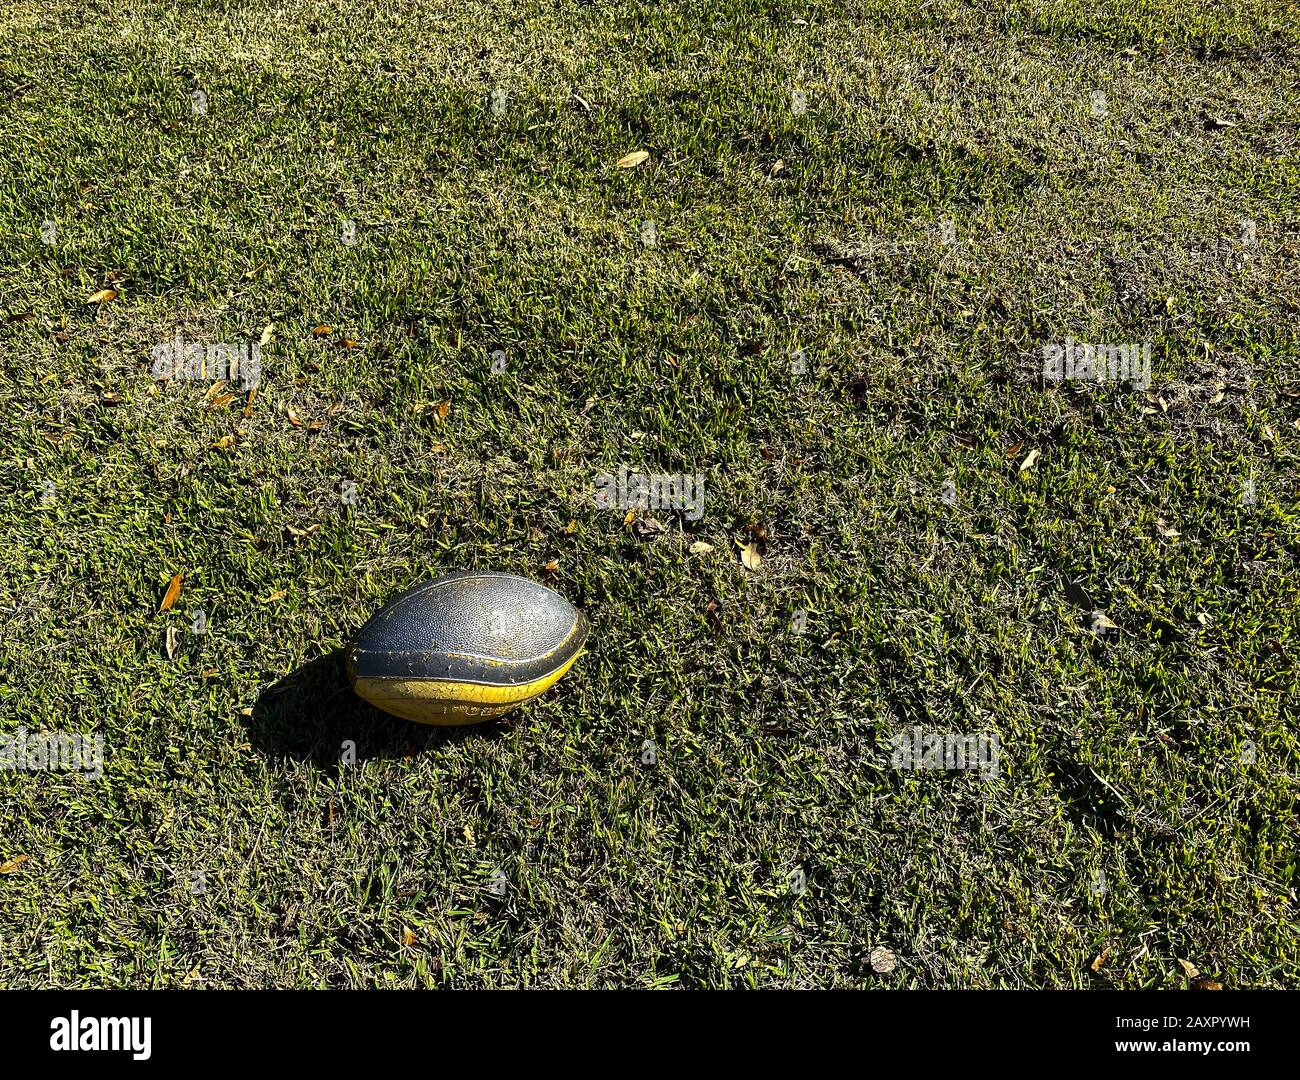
[312,324,332,337]
[740,542,762,571]
[0,855,30,874]
[86,289,118,304]
[1018,448,1041,472]
[616,150,650,168]
[159,574,182,612]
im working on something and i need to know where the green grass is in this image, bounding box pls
[0,0,1297,988]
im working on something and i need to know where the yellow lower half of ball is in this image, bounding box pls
[351,652,582,725]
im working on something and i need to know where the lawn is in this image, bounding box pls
[0,0,1297,988]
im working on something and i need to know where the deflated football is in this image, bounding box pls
[346,571,590,725]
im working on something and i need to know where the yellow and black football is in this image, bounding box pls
[345,571,590,725]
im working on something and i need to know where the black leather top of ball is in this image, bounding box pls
[348,571,588,686]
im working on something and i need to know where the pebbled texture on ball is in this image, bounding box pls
[346,571,589,725]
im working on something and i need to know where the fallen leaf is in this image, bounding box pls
[286,409,303,427]
[402,927,418,947]
[571,92,592,113]
[342,337,360,349]
[86,289,118,305]
[634,517,664,538]
[1091,612,1120,631]
[705,599,724,633]
[242,387,259,418]
[563,519,578,535]
[689,541,714,555]
[542,558,560,573]
[740,541,762,571]
[0,855,30,874]
[1191,976,1223,990]
[312,324,332,337]
[435,400,450,422]
[623,509,637,527]
[159,574,182,613]
[263,589,287,604]
[1090,946,1112,972]
[1018,448,1041,472]
[1005,441,1024,459]
[164,625,180,660]
[616,150,650,169]
[208,394,236,409]
[1177,959,1199,979]
[769,159,786,178]
[211,435,234,449]
[259,323,275,347]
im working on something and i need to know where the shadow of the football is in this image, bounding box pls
[247,649,510,769]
